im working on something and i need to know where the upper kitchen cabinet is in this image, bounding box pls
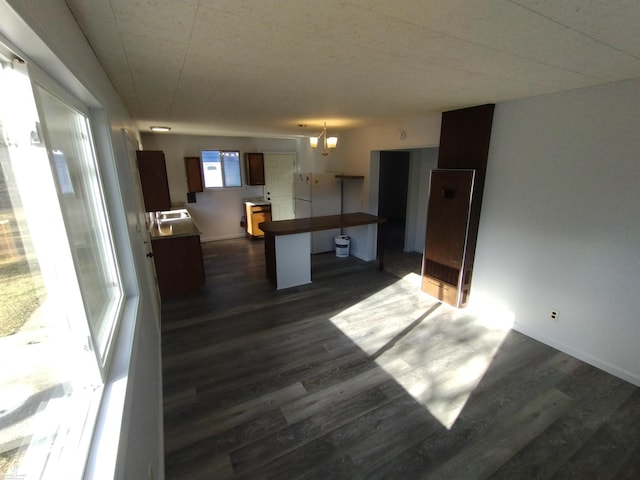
[184,156,204,192]
[136,150,171,212]
[245,152,265,185]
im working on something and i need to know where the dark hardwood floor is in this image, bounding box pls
[161,238,640,479]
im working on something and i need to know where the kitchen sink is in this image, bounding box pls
[157,209,191,222]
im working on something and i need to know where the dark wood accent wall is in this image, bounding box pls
[438,104,495,172]
[421,104,494,307]
[438,104,495,270]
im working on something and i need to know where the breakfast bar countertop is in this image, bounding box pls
[258,212,387,289]
[259,212,386,236]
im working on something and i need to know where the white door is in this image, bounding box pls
[265,153,295,220]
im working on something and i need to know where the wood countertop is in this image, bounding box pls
[259,212,386,236]
[149,217,201,239]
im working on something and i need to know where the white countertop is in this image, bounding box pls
[244,197,271,206]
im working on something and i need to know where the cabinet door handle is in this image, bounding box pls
[146,252,154,258]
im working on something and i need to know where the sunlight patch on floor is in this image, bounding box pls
[400,271,422,288]
[330,277,514,429]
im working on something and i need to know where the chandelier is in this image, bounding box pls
[309,122,338,156]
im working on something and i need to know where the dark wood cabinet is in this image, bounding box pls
[136,150,171,212]
[184,156,204,192]
[151,235,204,299]
[421,104,494,308]
[245,152,265,185]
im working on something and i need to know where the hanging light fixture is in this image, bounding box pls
[309,122,338,156]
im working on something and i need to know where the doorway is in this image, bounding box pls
[378,151,410,251]
[264,153,295,220]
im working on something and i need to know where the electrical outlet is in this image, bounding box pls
[550,309,559,320]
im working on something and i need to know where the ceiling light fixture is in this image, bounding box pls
[150,126,171,132]
[309,122,338,156]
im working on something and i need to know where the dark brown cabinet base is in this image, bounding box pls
[151,235,204,299]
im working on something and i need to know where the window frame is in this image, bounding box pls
[0,36,144,478]
[201,149,243,189]
[30,67,125,377]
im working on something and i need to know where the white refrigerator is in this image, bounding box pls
[293,173,342,254]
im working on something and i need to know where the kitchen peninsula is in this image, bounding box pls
[149,209,204,299]
[259,212,386,290]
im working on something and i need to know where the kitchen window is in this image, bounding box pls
[201,150,242,188]
[0,46,122,478]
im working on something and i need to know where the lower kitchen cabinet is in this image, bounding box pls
[151,235,204,299]
[245,202,272,238]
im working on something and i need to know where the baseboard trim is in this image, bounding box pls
[200,234,246,243]
[512,322,640,387]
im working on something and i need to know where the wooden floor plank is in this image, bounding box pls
[164,382,307,454]
[425,388,573,480]
[490,379,637,479]
[550,389,640,480]
[230,384,396,475]
[161,238,640,479]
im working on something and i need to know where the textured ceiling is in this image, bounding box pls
[65,0,640,137]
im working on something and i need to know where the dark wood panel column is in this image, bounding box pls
[421,104,494,308]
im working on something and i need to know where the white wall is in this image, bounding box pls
[334,116,441,260]
[140,133,298,241]
[472,77,640,385]
[406,148,439,253]
[297,136,331,173]
[2,1,164,478]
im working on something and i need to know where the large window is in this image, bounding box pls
[0,47,122,478]
[34,85,122,364]
[201,150,242,188]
